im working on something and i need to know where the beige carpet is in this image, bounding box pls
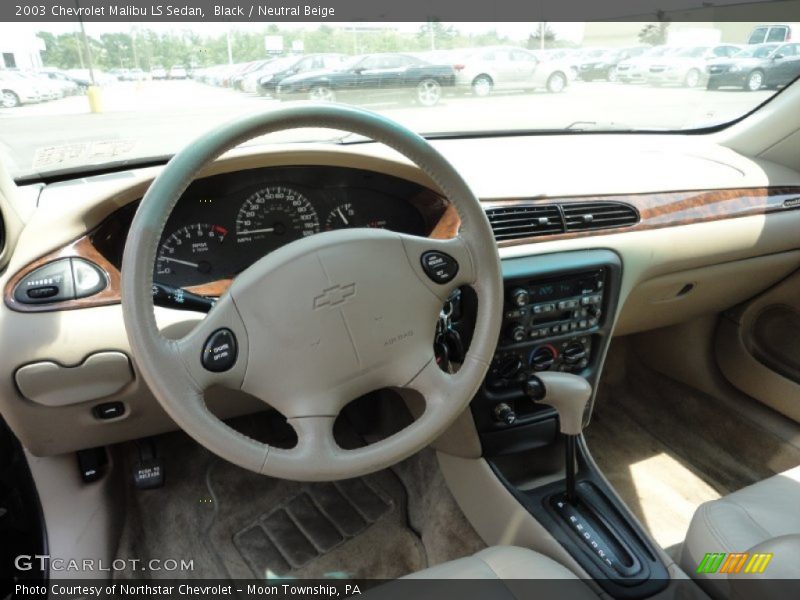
[586,358,800,553]
[114,412,485,580]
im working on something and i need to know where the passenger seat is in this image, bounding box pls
[681,466,800,598]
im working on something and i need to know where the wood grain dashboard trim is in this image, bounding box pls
[6,186,798,312]
[3,236,122,313]
[486,186,800,247]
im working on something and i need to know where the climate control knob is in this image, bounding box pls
[509,288,530,307]
[507,323,527,343]
[530,346,557,371]
[563,342,587,365]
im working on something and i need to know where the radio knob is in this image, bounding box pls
[509,288,530,307]
[507,323,527,343]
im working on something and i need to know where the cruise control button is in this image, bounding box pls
[201,328,238,372]
[420,251,459,284]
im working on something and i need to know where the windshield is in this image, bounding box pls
[0,20,797,179]
[734,44,780,58]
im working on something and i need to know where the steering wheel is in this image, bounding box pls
[121,105,502,481]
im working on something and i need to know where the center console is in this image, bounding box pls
[465,249,670,598]
[471,250,621,455]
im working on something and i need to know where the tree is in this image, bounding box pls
[639,12,671,45]
[417,21,456,51]
[527,23,557,49]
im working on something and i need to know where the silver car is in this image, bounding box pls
[647,44,742,87]
[451,46,574,96]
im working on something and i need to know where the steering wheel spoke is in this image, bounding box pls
[173,294,249,392]
[400,233,477,300]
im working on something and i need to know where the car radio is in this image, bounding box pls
[486,269,606,392]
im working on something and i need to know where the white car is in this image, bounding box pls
[616,46,680,83]
[451,46,574,96]
[0,72,42,107]
[646,44,742,87]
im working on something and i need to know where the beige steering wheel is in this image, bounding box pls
[121,105,502,481]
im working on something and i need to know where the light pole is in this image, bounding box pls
[74,0,103,113]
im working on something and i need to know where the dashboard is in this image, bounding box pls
[90,166,441,291]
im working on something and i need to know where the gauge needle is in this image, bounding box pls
[237,227,275,235]
[337,208,350,225]
[160,257,200,268]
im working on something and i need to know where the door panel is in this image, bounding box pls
[716,267,800,423]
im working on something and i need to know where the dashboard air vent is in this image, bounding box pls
[485,205,564,241]
[561,201,639,232]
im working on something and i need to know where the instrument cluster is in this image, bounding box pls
[149,166,430,289]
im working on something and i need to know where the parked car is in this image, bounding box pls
[647,44,742,87]
[151,66,167,80]
[0,71,42,107]
[9,72,61,101]
[243,54,347,96]
[706,42,800,90]
[747,23,800,44]
[615,46,675,83]
[169,66,188,80]
[577,46,648,81]
[449,45,573,96]
[230,60,274,89]
[37,69,82,94]
[275,53,455,106]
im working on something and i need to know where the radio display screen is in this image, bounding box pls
[527,272,599,302]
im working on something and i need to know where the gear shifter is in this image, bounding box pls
[524,372,592,504]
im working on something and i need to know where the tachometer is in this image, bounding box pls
[236,186,319,249]
[155,223,228,287]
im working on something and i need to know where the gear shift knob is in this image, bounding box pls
[524,372,592,435]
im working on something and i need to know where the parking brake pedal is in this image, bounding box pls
[133,439,164,489]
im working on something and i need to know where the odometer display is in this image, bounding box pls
[236,186,319,250]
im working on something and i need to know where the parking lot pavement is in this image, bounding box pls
[0,80,774,176]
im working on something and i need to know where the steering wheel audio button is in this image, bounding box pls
[201,328,238,372]
[420,251,459,284]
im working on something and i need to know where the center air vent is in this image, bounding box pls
[561,201,639,232]
[485,200,639,241]
[485,205,563,241]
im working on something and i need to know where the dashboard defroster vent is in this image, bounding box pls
[486,200,640,241]
[485,205,564,241]
[562,202,639,232]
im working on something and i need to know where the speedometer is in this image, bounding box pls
[235,186,319,250]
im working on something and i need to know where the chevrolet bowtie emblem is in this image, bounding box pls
[313,283,356,309]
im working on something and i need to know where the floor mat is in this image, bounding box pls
[114,416,434,580]
[233,479,393,576]
[586,357,800,551]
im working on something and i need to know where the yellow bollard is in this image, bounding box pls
[87,85,104,113]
